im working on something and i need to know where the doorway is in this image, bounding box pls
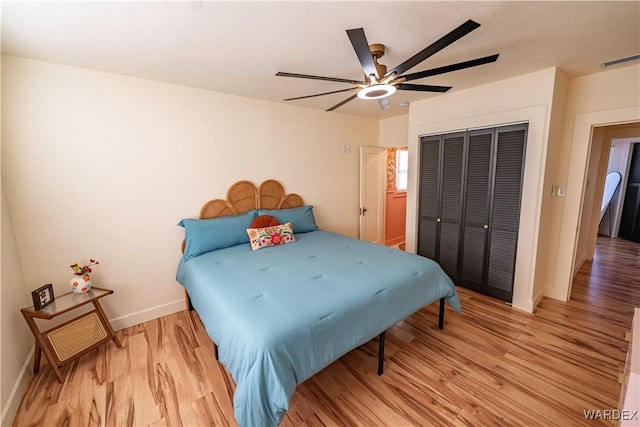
[359,146,385,244]
[574,122,640,275]
[384,147,408,248]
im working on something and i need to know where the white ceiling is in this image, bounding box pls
[2,1,639,120]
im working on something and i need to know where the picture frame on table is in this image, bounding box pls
[31,283,55,310]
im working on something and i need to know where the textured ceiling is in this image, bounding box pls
[2,1,639,119]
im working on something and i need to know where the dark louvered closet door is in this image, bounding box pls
[619,143,640,242]
[438,133,465,282]
[417,136,441,260]
[460,130,493,292]
[417,124,526,301]
[487,125,527,301]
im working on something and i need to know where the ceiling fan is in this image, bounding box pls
[276,19,499,112]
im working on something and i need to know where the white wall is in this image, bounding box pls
[574,126,607,272]
[0,44,34,426]
[533,68,568,307]
[379,115,409,148]
[1,55,378,333]
[548,64,640,301]
[1,181,34,425]
[406,67,559,313]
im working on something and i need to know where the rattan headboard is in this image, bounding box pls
[198,179,304,220]
[181,180,304,253]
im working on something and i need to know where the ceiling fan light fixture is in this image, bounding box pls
[357,84,396,100]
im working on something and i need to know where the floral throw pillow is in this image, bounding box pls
[247,222,295,250]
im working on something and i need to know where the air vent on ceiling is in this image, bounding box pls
[601,54,640,68]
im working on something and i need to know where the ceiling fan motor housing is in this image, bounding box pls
[368,43,388,80]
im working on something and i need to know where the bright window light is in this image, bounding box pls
[396,149,408,191]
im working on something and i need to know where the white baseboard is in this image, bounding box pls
[573,253,587,277]
[108,298,186,331]
[385,236,405,246]
[1,347,34,427]
[512,284,546,313]
[532,285,546,310]
[542,282,570,302]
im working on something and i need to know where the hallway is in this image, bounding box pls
[571,236,640,322]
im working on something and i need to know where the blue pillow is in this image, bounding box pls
[257,205,319,233]
[178,210,257,260]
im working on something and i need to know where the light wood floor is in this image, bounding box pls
[13,237,639,426]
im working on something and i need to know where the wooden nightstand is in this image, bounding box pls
[21,287,122,383]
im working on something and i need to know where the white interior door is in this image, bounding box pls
[359,146,385,243]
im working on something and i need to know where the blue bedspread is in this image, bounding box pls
[176,230,460,427]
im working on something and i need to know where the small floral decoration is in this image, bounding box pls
[70,259,99,278]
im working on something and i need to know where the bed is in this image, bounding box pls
[176,180,461,427]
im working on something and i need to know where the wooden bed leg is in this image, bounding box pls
[438,297,445,330]
[377,331,385,376]
[214,343,219,361]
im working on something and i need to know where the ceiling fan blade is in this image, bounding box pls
[396,83,452,92]
[378,98,391,110]
[346,28,379,80]
[276,72,364,85]
[388,19,481,77]
[401,54,499,82]
[326,94,358,112]
[283,88,356,101]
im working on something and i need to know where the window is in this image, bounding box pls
[396,149,408,191]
